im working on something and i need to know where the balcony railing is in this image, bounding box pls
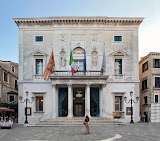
[51,70,103,77]
[34,70,105,79]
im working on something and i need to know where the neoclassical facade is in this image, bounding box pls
[14,17,143,124]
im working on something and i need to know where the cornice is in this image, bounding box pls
[139,52,160,64]
[13,16,144,27]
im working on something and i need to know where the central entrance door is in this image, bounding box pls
[73,87,85,117]
[75,104,83,116]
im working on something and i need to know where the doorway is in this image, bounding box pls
[90,87,99,117]
[73,87,85,117]
[58,88,68,117]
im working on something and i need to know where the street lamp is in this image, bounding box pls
[124,91,139,124]
[19,91,34,124]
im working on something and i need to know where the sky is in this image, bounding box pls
[0,0,160,63]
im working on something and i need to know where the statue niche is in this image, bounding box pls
[59,50,66,68]
[91,50,98,68]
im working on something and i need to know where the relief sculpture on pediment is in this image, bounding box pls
[73,47,84,54]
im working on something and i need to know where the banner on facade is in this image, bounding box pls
[69,49,78,73]
[42,50,55,80]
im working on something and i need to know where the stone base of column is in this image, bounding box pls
[67,115,73,118]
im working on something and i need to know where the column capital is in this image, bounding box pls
[67,83,72,87]
[102,83,107,87]
[86,83,91,86]
[51,82,56,87]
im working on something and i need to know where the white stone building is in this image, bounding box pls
[14,17,143,124]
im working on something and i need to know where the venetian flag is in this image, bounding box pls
[42,50,55,80]
[101,49,106,71]
[69,49,78,73]
[84,49,86,72]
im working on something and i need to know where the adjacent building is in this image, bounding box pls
[14,17,143,124]
[139,52,160,122]
[0,60,18,104]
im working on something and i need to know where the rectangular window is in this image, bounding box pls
[153,59,160,68]
[11,66,15,73]
[9,95,14,103]
[15,80,18,90]
[142,79,147,90]
[115,59,122,75]
[142,61,148,72]
[74,60,84,71]
[155,77,160,88]
[35,36,43,42]
[144,96,148,104]
[115,96,122,111]
[3,72,8,82]
[35,59,43,75]
[114,36,122,42]
[36,96,43,111]
[155,95,158,103]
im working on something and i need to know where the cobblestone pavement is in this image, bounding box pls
[0,123,160,141]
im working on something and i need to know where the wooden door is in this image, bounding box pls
[75,104,83,116]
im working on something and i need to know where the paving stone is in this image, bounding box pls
[0,123,160,141]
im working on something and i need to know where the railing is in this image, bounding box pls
[34,70,105,79]
[51,70,103,77]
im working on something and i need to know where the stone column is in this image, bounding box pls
[52,82,56,118]
[67,83,73,117]
[102,83,106,117]
[85,83,91,117]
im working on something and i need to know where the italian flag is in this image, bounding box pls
[69,49,78,73]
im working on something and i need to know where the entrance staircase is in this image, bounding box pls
[27,117,126,127]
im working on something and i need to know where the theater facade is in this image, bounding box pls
[14,17,143,124]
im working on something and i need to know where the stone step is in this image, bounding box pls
[27,117,125,127]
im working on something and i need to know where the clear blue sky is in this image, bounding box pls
[0,0,160,63]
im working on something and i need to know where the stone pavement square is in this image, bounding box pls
[0,123,160,141]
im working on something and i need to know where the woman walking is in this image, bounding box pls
[84,115,90,134]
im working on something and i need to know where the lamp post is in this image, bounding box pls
[19,91,34,124]
[124,91,139,124]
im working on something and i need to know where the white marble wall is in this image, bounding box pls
[17,17,142,123]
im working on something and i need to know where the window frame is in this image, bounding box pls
[142,78,148,90]
[32,92,46,112]
[35,59,43,75]
[35,35,44,43]
[112,93,125,112]
[153,59,160,68]
[3,71,9,83]
[11,65,15,73]
[155,95,159,103]
[74,60,84,71]
[35,96,44,112]
[144,96,148,104]
[155,77,160,88]
[15,80,18,90]
[114,59,122,75]
[142,61,148,73]
[8,95,15,103]
[114,35,122,42]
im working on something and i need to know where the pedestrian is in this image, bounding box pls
[84,115,90,134]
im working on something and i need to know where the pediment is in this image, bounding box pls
[31,50,47,56]
[73,47,84,55]
[110,51,127,56]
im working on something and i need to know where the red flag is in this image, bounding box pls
[42,50,55,80]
